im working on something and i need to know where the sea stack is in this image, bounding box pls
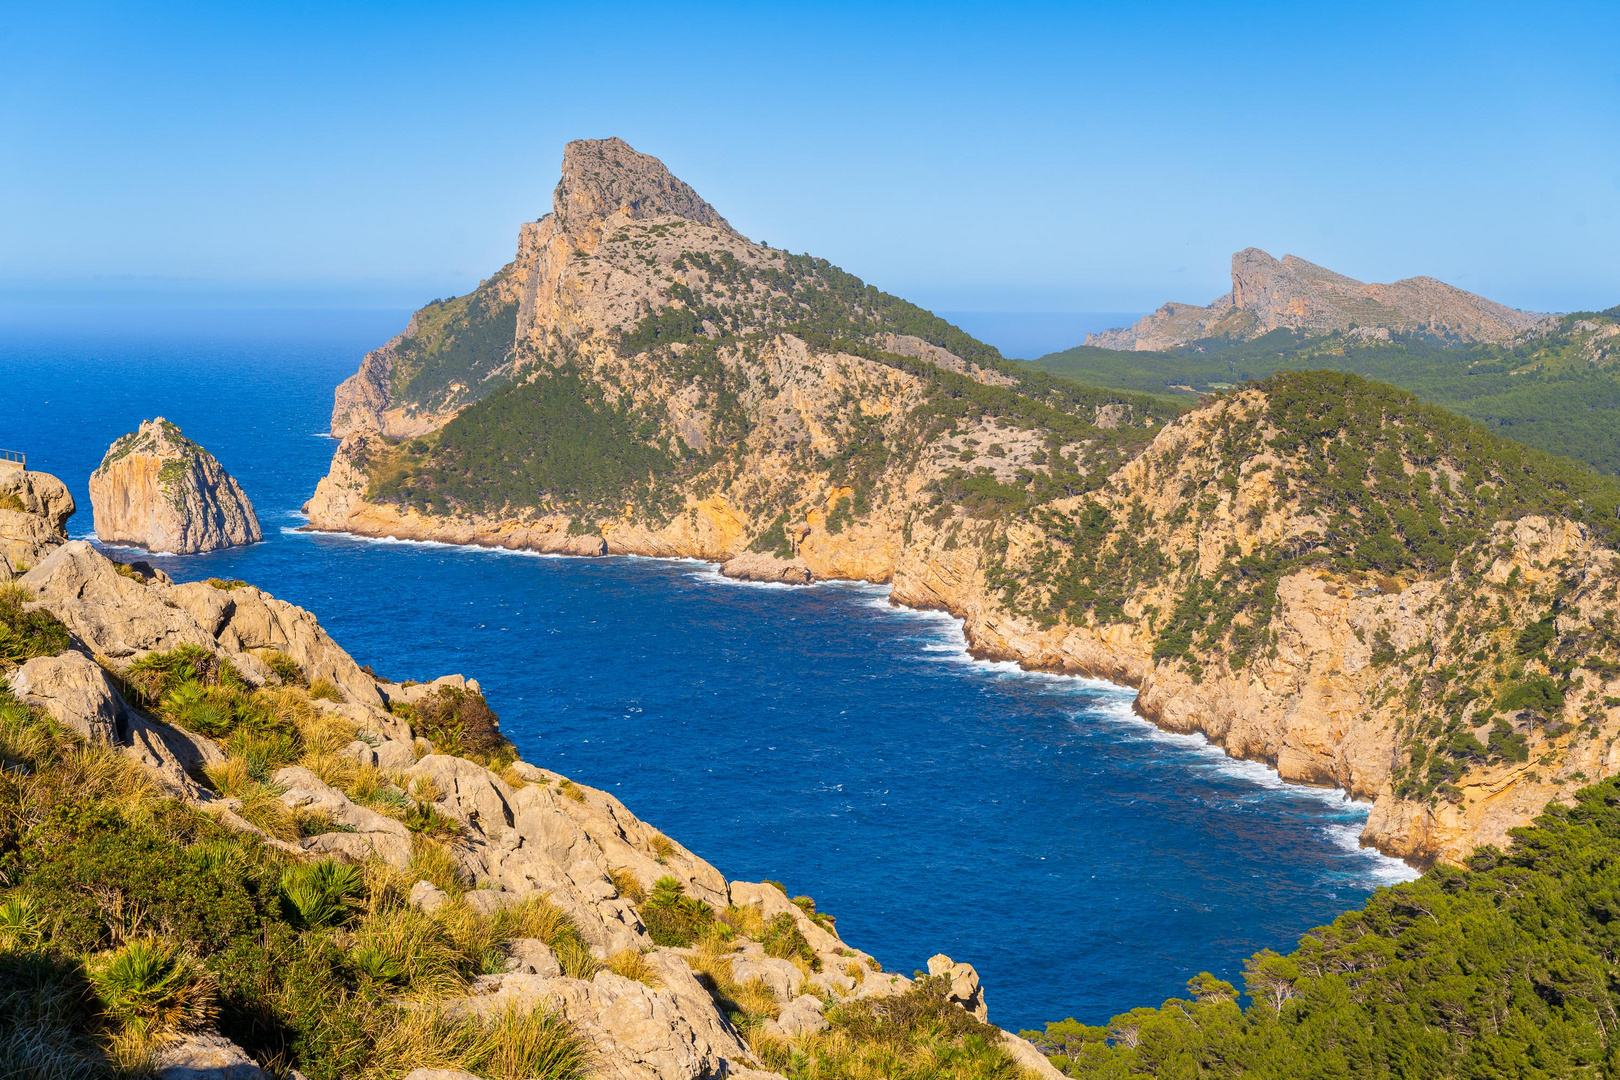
[89,418,261,554]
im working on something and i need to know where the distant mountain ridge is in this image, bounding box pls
[1086,248,1550,350]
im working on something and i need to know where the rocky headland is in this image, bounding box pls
[0,473,1058,1080]
[91,417,262,554]
[1084,247,1551,351]
[305,138,1620,869]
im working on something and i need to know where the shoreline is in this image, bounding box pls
[296,518,1424,874]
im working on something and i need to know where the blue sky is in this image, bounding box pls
[3,1,1618,317]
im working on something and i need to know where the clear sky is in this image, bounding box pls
[3,1,1618,316]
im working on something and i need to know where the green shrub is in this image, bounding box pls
[89,938,216,1040]
[262,650,306,685]
[409,686,514,767]
[0,584,71,670]
[308,677,344,703]
[280,860,366,930]
[761,912,814,965]
[638,876,713,947]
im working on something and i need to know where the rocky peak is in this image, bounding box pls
[1087,247,1550,351]
[551,137,741,243]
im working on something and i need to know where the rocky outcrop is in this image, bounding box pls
[720,551,814,584]
[90,418,261,554]
[0,466,74,576]
[8,543,1045,1080]
[1086,248,1551,350]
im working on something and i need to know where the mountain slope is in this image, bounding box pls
[1027,306,1620,473]
[309,139,1620,866]
[1086,248,1550,351]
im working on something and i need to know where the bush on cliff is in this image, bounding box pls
[404,684,515,767]
[0,584,71,671]
[1025,775,1620,1078]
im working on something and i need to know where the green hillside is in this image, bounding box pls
[1023,308,1620,473]
[1025,778,1620,1078]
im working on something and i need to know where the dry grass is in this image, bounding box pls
[497,763,533,789]
[350,905,468,999]
[603,948,661,987]
[409,836,468,895]
[649,833,676,862]
[410,774,444,803]
[202,756,253,796]
[363,1001,590,1080]
[720,903,766,939]
[556,778,587,803]
[609,867,646,904]
[308,677,345,703]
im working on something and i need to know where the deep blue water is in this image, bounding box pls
[0,309,1416,1031]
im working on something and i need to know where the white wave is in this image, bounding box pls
[1324,821,1422,884]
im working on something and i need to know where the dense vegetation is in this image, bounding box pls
[0,680,594,1080]
[1024,308,1620,473]
[369,233,1179,523]
[389,276,520,416]
[1025,776,1620,1079]
[367,371,676,516]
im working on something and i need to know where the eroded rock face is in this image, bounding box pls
[90,418,261,554]
[0,467,75,576]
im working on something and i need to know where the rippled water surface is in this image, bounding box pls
[1,310,1417,1029]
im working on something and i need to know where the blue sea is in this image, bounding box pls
[0,308,1417,1031]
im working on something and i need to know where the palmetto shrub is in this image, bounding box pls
[89,938,216,1040]
[281,859,366,930]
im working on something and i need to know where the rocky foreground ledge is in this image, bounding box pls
[2,482,1059,1080]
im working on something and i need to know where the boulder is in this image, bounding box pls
[927,954,987,1021]
[409,754,516,836]
[729,956,803,1004]
[719,551,814,585]
[152,1032,269,1080]
[7,651,123,744]
[409,880,448,914]
[19,542,220,660]
[506,937,563,977]
[273,765,412,867]
[89,417,261,554]
[208,588,385,708]
[0,468,74,575]
[763,995,829,1039]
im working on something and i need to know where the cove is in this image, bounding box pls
[1,310,1417,1031]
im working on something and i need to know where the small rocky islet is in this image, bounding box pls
[89,417,261,555]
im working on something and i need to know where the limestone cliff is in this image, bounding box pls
[91,417,262,554]
[2,530,1060,1080]
[308,139,1620,867]
[1086,248,1551,350]
[0,462,74,577]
